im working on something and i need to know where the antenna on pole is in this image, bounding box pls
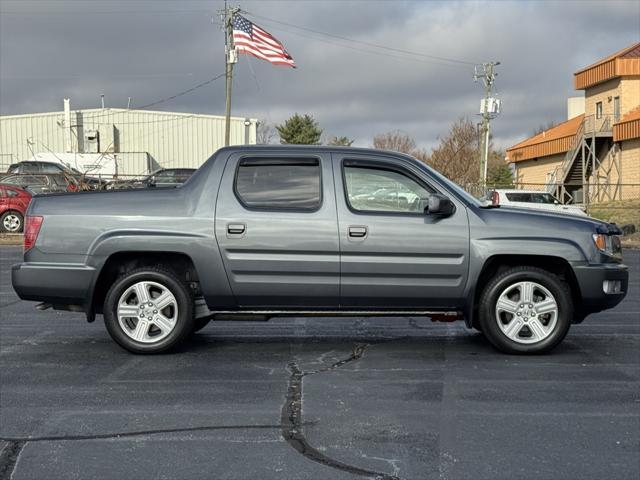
[474,61,501,193]
[223,1,240,147]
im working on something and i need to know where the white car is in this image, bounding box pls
[489,189,588,217]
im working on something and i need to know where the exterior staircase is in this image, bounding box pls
[546,115,616,205]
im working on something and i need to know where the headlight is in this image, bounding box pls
[592,233,622,257]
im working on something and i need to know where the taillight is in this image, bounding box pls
[24,216,43,252]
[491,191,500,206]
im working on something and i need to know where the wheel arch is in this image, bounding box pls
[466,254,581,329]
[90,251,200,315]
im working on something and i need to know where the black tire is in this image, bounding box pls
[103,267,194,354]
[0,211,24,233]
[478,266,573,354]
[192,318,211,333]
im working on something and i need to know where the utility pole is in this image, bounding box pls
[223,2,240,146]
[474,62,500,192]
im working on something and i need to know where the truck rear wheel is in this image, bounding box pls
[103,267,194,354]
[478,266,573,354]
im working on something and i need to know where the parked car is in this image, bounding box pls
[489,189,587,216]
[107,168,196,190]
[0,185,32,233]
[7,161,105,190]
[12,146,627,355]
[0,173,79,195]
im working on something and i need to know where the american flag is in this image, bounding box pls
[232,14,296,68]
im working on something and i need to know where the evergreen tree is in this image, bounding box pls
[276,114,323,145]
[328,136,354,146]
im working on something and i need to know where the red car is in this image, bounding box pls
[0,185,32,233]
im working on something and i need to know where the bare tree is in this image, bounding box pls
[256,120,277,145]
[372,130,416,154]
[425,117,479,185]
[327,135,354,146]
[532,121,557,136]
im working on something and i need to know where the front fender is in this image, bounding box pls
[462,236,589,328]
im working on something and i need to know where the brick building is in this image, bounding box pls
[506,43,640,203]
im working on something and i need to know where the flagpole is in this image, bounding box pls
[224,4,239,147]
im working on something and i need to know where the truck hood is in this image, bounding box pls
[477,205,620,235]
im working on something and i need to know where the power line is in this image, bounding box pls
[136,72,226,109]
[239,18,471,69]
[243,10,479,66]
[76,72,226,122]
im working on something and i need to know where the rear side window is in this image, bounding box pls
[235,158,321,211]
[505,193,532,202]
[19,163,40,174]
[40,163,63,174]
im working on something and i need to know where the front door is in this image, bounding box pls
[332,153,469,309]
[215,152,340,308]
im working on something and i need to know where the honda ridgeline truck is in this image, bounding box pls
[12,146,629,354]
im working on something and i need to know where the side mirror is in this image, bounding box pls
[426,194,455,217]
[147,176,156,188]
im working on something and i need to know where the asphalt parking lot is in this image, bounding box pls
[1,246,638,480]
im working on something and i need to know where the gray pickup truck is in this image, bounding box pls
[12,146,628,354]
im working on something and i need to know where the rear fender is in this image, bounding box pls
[86,230,235,310]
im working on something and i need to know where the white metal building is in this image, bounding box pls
[0,103,258,177]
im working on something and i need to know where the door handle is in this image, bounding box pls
[348,226,368,238]
[227,223,246,235]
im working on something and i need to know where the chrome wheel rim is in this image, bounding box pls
[3,214,21,232]
[495,281,558,344]
[117,281,178,344]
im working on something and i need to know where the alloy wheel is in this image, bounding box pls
[495,281,558,344]
[117,281,178,343]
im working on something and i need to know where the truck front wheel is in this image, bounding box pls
[478,266,573,354]
[103,267,195,354]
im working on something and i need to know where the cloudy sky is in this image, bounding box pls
[1,0,638,150]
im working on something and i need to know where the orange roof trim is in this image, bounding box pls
[613,106,640,142]
[506,115,583,163]
[574,42,640,90]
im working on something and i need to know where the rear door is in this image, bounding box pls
[333,153,469,309]
[215,151,340,308]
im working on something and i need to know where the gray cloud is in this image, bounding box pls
[1,0,639,152]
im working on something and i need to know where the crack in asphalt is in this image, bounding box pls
[0,441,25,480]
[0,424,291,480]
[281,343,401,480]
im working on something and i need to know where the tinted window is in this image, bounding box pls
[529,193,557,204]
[154,171,176,183]
[344,165,433,213]
[18,163,40,174]
[40,163,63,174]
[5,188,19,198]
[235,158,321,210]
[505,193,532,202]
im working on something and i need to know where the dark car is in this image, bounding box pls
[0,185,32,233]
[0,173,79,195]
[7,161,105,190]
[107,168,196,190]
[11,146,628,355]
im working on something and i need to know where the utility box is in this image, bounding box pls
[480,98,501,116]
